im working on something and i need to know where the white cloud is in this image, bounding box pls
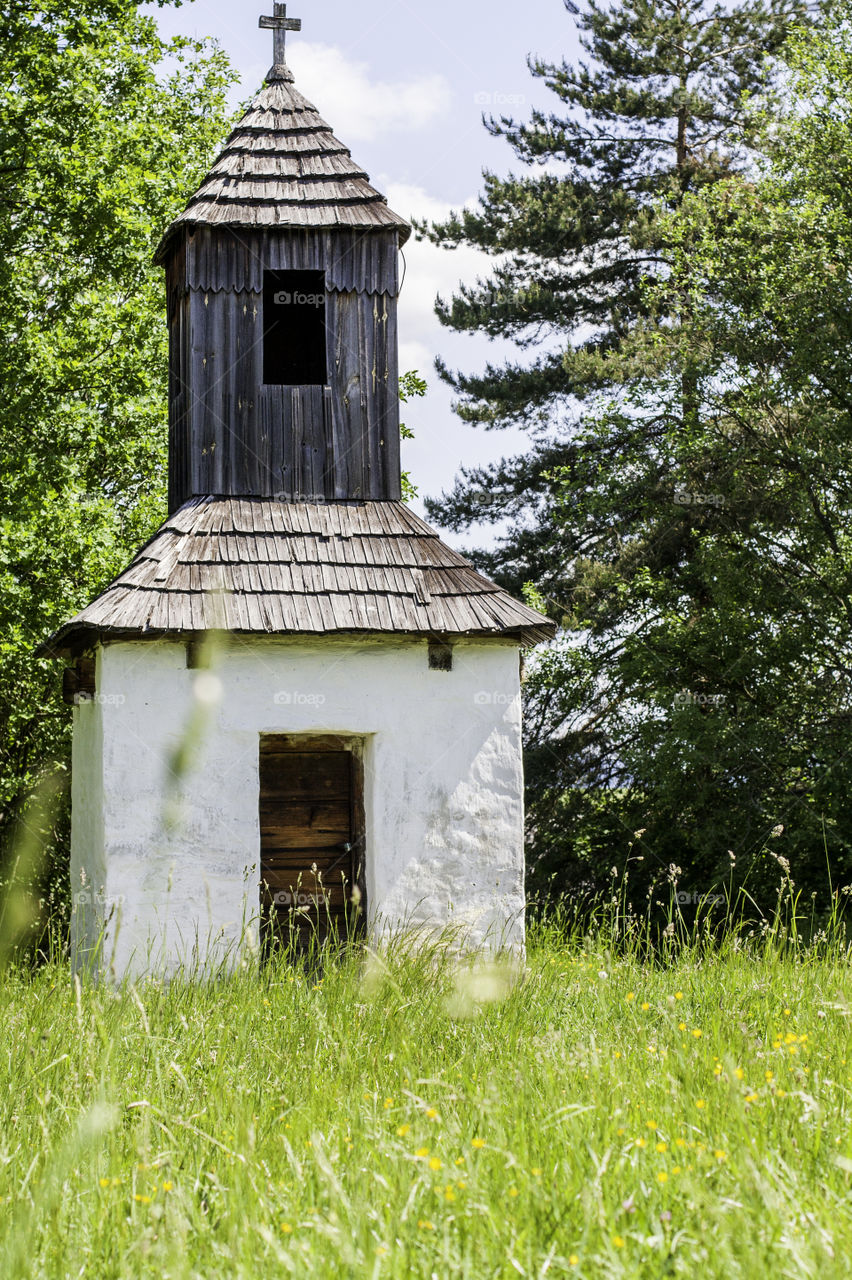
[383,182,497,348]
[287,43,452,141]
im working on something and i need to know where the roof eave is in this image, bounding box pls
[39,618,555,661]
[153,215,411,266]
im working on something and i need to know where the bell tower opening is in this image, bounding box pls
[263,268,327,386]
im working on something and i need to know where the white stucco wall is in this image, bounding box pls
[70,635,526,977]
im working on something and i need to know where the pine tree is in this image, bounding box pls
[420,0,806,593]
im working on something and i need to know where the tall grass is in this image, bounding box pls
[2,913,852,1278]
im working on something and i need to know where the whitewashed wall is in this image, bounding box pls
[70,635,526,977]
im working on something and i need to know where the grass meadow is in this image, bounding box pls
[2,914,852,1279]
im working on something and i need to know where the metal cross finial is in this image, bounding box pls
[259,3,301,67]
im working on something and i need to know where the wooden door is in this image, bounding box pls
[259,736,365,950]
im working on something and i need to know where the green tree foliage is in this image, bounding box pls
[0,2,235,874]
[527,1,852,913]
[398,370,427,502]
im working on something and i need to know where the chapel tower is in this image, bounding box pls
[158,3,409,508]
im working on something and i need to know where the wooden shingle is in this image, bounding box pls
[41,499,556,656]
[154,69,410,263]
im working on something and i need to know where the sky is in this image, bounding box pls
[147,0,583,528]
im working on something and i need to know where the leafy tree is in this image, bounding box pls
[528,0,852,914]
[417,0,829,914]
[0,2,235,888]
[399,370,427,502]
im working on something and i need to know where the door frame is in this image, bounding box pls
[258,733,368,939]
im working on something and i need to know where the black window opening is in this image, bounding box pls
[263,270,328,386]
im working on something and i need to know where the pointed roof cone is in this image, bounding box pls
[154,61,410,263]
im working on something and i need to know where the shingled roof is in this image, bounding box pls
[41,499,555,657]
[154,61,410,262]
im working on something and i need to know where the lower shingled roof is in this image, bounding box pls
[41,498,556,657]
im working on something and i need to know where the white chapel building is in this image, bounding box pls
[42,7,555,977]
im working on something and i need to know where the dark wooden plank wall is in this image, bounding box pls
[167,242,192,514]
[167,228,402,509]
[184,227,400,295]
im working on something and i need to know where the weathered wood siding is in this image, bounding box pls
[167,240,192,514]
[184,226,400,294]
[166,228,402,509]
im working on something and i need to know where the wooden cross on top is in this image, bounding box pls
[259,3,302,67]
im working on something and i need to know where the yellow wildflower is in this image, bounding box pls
[426,1108,439,1120]
[472,1138,485,1149]
[281,1223,293,1235]
[657,1171,668,1183]
[429,1158,442,1171]
[416,1147,430,1158]
[613,1236,625,1248]
[418,1220,434,1230]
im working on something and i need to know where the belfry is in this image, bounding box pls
[43,7,554,976]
